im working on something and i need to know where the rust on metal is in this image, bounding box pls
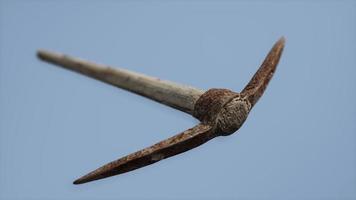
[241,37,285,107]
[73,124,215,184]
[37,37,285,185]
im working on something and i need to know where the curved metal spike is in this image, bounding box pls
[73,124,215,184]
[241,37,285,107]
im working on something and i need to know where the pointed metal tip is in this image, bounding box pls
[73,177,89,185]
[72,171,102,185]
[241,36,286,107]
[73,165,109,185]
[71,124,214,184]
[269,36,286,57]
[73,179,82,185]
[278,36,286,45]
[275,36,286,53]
[73,172,99,185]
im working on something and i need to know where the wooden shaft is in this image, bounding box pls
[37,50,204,114]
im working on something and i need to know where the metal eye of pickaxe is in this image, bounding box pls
[37,37,285,185]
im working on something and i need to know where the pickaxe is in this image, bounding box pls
[37,37,285,185]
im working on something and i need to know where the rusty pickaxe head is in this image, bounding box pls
[37,37,285,184]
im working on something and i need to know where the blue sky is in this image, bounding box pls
[1,0,356,199]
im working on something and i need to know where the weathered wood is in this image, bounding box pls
[37,50,204,114]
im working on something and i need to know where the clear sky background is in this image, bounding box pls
[1,0,355,199]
